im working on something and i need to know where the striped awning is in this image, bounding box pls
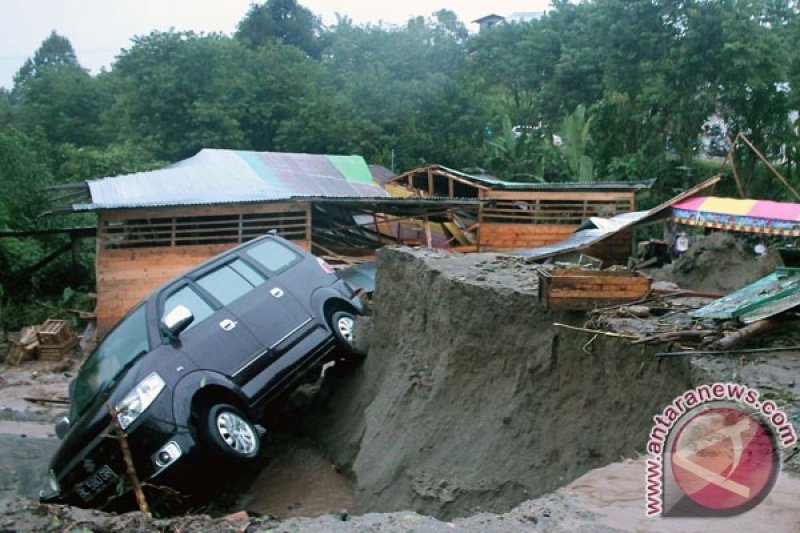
[672,196,800,236]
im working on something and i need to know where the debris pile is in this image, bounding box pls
[648,231,777,293]
[3,320,77,365]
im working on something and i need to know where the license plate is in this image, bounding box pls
[75,465,118,502]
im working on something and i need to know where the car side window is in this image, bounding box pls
[245,239,300,273]
[197,259,265,306]
[163,285,214,332]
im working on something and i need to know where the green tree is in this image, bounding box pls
[14,65,111,148]
[236,0,326,58]
[12,30,81,92]
[106,31,251,161]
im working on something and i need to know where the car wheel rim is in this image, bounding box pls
[337,316,355,344]
[216,411,257,456]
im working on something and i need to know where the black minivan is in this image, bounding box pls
[40,234,364,508]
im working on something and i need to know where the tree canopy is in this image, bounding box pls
[4,0,800,323]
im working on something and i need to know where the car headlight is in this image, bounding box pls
[115,372,165,430]
[46,469,60,494]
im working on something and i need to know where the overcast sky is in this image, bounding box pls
[0,1,552,90]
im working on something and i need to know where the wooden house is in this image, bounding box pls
[72,150,477,335]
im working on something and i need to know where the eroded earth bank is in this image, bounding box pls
[3,244,800,531]
[304,248,696,519]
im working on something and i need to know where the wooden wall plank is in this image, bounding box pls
[479,223,577,250]
[95,239,310,336]
[485,190,635,201]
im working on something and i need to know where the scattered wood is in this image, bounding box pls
[553,322,639,339]
[106,403,150,516]
[24,396,70,405]
[631,329,717,346]
[4,326,40,365]
[656,345,800,358]
[652,288,725,299]
[711,318,791,351]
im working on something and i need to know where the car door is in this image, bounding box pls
[159,281,263,383]
[193,256,313,384]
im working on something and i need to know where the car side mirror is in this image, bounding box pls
[162,305,194,338]
[55,416,70,440]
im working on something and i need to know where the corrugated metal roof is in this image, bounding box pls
[512,175,722,261]
[391,164,655,192]
[78,149,388,211]
[692,268,800,324]
[369,164,395,185]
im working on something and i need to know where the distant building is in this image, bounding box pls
[473,11,546,32]
[472,14,505,33]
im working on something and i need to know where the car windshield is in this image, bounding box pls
[71,305,150,417]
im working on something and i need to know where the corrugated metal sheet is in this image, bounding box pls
[511,175,722,261]
[437,165,655,191]
[692,268,800,323]
[78,149,388,211]
[513,212,651,260]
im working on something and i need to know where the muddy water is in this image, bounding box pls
[244,439,354,518]
[554,458,800,532]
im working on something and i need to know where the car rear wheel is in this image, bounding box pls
[201,404,261,462]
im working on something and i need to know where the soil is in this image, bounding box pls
[1,239,799,531]
[2,457,799,531]
[648,231,779,293]
[301,247,695,519]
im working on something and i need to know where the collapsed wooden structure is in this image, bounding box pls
[386,165,653,254]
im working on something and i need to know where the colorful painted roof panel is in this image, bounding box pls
[672,196,800,236]
[79,149,388,210]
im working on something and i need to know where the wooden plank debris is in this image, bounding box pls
[538,267,651,311]
[4,326,40,365]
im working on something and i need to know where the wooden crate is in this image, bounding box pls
[37,319,74,346]
[4,326,40,365]
[538,267,651,311]
[38,336,78,361]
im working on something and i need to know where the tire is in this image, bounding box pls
[200,404,261,462]
[327,310,365,375]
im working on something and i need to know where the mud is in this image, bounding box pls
[649,232,778,293]
[4,457,799,532]
[244,436,354,519]
[2,242,800,530]
[303,247,695,519]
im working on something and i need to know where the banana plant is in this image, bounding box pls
[559,104,595,181]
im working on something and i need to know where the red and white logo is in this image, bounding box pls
[645,383,794,517]
[670,406,778,513]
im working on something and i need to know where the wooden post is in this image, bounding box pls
[448,177,454,197]
[427,168,434,196]
[477,190,485,252]
[423,215,433,248]
[305,203,313,250]
[106,404,150,516]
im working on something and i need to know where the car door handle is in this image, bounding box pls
[219,319,237,331]
[270,287,284,298]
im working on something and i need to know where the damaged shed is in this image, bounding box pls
[386,165,653,251]
[67,149,477,335]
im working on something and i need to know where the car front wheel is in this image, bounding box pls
[201,404,261,462]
